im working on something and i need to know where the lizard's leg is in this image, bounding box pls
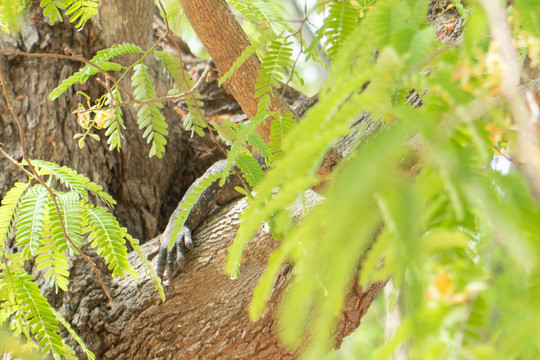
[155,160,245,280]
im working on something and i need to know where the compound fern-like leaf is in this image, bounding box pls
[155,51,206,137]
[254,38,294,98]
[64,0,98,28]
[103,89,126,151]
[210,119,239,145]
[0,277,18,326]
[0,182,30,247]
[169,171,223,250]
[229,0,293,34]
[9,269,64,356]
[236,152,265,188]
[49,43,144,100]
[49,62,121,100]
[311,1,359,60]
[131,63,169,158]
[219,31,278,86]
[220,111,267,186]
[83,205,136,279]
[39,0,65,24]
[35,234,70,293]
[15,185,51,259]
[53,308,96,360]
[126,233,161,299]
[268,112,295,164]
[49,191,83,254]
[28,159,116,206]
[247,130,271,160]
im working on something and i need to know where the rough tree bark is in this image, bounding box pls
[180,0,295,142]
[0,0,225,241]
[56,190,385,359]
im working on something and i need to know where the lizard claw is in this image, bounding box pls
[180,227,194,252]
[156,242,168,280]
[156,226,194,279]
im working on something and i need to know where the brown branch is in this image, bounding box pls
[180,0,294,142]
[0,63,114,308]
[0,148,35,179]
[492,146,525,172]
[74,64,212,115]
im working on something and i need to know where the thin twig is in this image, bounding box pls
[74,64,212,115]
[0,148,35,179]
[0,49,136,103]
[493,146,525,172]
[0,63,114,308]
[477,0,540,197]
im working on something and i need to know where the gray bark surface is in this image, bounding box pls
[0,3,225,241]
[58,191,384,359]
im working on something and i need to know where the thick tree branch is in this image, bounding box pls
[180,0,294,142]
[65,191,384,359]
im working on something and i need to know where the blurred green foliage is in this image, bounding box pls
[218,0,540,359]
[0,0,29,34]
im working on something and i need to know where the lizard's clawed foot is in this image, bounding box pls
[156,226,194,280]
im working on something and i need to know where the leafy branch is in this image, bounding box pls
[0,60,161,358]
[0,66,114,307]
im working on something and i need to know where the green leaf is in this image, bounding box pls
[8,268,64,356]
[49,191,83,254]
[0,182,30,247]
[83,205,137,279]
[219,31,277,86]
[26,159,116,206]
[236,152,265,188]
[169,170,223,251]
[155,51,206,136]
[53,308,95,359]
[220,111,268,187]
[228,0,294,34]
[103,89,126,151]
[131,63,169,158]
[35,225,70,293]
[15,185,51,259]
[126,233,164,301]
[254,39,294,98]
[210,119,239,145]
[49,43,144,100]
[269,112,295,164]
[309,0,359,59]
[40,0,64,23]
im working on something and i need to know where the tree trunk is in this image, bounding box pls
[0,1,224,241]
[58,191,385,359]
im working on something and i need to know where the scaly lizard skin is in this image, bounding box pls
[155,160,245,278]
[155,96,317,279]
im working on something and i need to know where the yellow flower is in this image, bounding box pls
[76,111,91,129]
[93,110,114,129]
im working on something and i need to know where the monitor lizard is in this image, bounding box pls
[153,95,318,280]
